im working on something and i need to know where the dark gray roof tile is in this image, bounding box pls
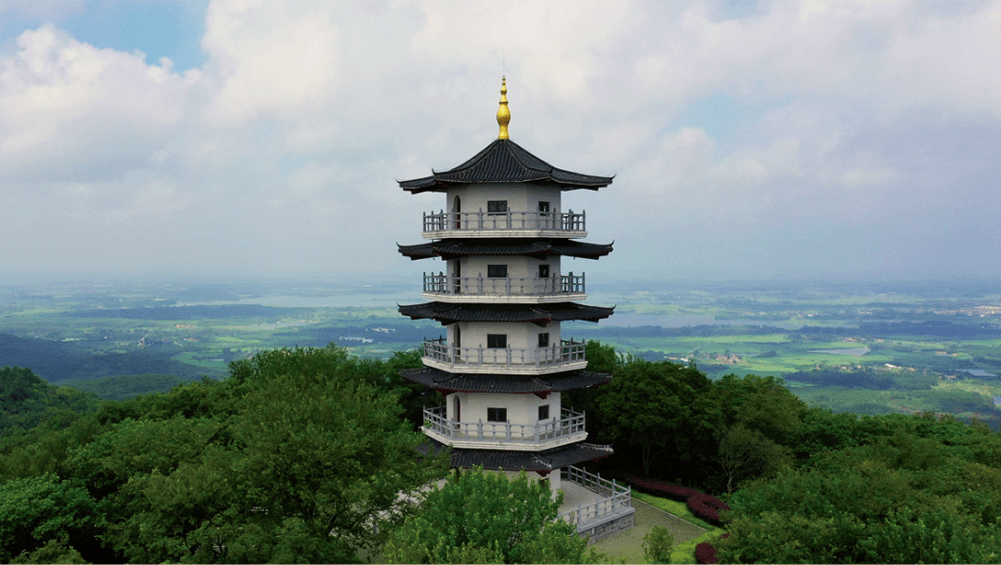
[398,302,614,324]
[398,239,613,261]
[400,367,612,394]
[400,139,613,193]
[418,440,615,472]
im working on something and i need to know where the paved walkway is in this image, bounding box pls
[590,498,707,562]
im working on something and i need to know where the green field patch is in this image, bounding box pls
[171,351,229,370]
[672,334,791,345]
[742,361,798,374]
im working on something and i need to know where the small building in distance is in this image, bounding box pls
[396,78,634,541]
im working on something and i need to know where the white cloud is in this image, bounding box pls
[1,25,201,184]
[1,0,999,282]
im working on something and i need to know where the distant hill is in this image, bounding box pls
[1,366,103,432]
[61,373,195,401]
[0,333,220,382]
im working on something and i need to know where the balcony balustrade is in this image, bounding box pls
[559,466,634,531]
[422,210,586,236]
[422,406,586,449]
[423,273,585,300]
[422,337,587,374]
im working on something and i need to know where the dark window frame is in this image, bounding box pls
[487,334,507,348]
[538,264,550,278]
[487,264,508,278]
[538,405,550,421]
[538,332,550,348]
[487,200,508,214]
[487,407,507,422]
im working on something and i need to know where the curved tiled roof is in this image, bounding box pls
[398,238,613,260]
[400,367,612,395]
[399,139,613,193]
[398,302,614,324]
[418,440,614,472]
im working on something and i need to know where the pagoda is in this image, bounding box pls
[397,78,633,540]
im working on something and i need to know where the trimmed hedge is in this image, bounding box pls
[624,475,731,563]
[687,492,728,525]
[624,475,729,527]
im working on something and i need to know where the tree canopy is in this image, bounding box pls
[0,345,447,563]
[6,341,1001,564]
[383,468,594,564]
[718,413,1001,563]
[595,358,719,477]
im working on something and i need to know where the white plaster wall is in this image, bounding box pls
[449,321,562,351]
[459,256,560,280]
[446,183,562,215]
[446,391,561,428]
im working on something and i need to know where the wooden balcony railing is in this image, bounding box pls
[422,406,586,444]
[423,273,585,297]
[423,338,586,370]
[422,210,585,234]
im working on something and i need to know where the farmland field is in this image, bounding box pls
[1,277,999,423]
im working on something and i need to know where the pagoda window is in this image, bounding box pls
[487,200,508,214]
[538,201,550,213]
[538,332,550,348]
[487,407,507,422]
[538,264,550,278]
[487,334,507,348]
[538,404,550,421]
[487,264,508,278]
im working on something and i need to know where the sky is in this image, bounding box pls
[1,0,999,286]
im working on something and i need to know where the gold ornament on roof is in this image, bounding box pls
[497,76,511,139]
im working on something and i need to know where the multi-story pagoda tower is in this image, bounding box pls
[398,78,633,538]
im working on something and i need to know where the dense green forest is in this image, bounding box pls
[3,343,1001,563]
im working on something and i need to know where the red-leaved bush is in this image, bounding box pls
[624,475,730,526]
[687,493,729,524]
[694,542,718,564]
[695,533,729,564]
[623,474,696,501]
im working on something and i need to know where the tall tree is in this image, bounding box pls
[0,345,448,563]
[716,424,789,496]
[713,374,806,444]
[99,346,449,563]
[596,359,719,477]
[383,468,594,564]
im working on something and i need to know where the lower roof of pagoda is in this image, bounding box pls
[418,439,614,473]
[398,238,613,261]
[401,366,611,396]
[398,301,614,325]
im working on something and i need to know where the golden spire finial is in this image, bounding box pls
[496,76,510,139]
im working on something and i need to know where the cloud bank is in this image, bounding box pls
[2,0,999,283]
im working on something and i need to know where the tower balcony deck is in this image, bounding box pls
[422,406,587,451]
[422,210,587,239]
[422,338,587,375]
[423,273,586,303]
